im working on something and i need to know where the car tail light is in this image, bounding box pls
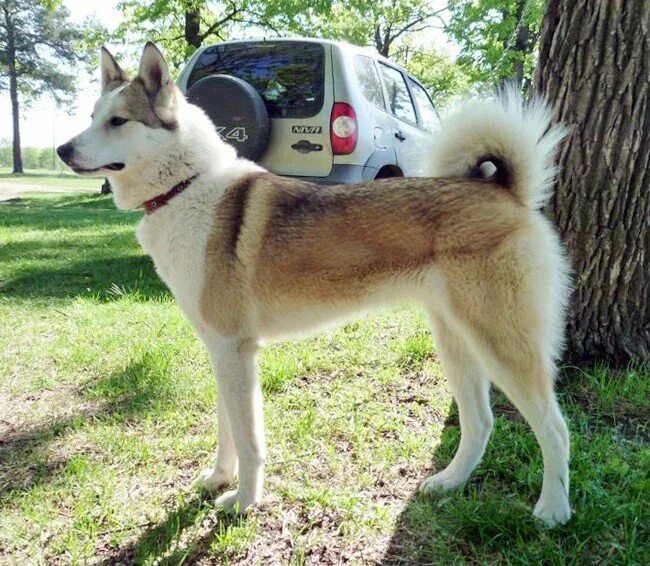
[330,102,358,155]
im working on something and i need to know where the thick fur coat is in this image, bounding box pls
[58,43,572,527]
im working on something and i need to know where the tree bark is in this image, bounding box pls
[511,0,526,86]
[512,0,537,89]
[535,0,649,366]
[184,9,201,49]
[4,5,23,174]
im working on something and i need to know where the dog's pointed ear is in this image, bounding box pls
[101,47,129,93]
[138,42,171,97]
[137,42,177,124]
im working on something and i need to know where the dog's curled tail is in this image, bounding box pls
[429,89,567,209]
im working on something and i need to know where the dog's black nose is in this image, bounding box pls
[56,142,74,162]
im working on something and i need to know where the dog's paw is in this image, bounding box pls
[419,470,465,494]
[194,467,234,493]
[214,489,257,515]
[533,495,571,527]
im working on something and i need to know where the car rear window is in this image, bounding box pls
[187,41,325,119]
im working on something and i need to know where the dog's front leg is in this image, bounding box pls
[207,336,266,514]
[196,392,238,491]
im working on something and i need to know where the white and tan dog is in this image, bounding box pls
[58,43,572,527]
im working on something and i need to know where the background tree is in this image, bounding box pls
[117,0,246,68]
[281,0,442,58]
[535,0,649,365]
[0,0,99,173]
[445,0,544,90]
[115,0,321,69]
[396,42,470,107]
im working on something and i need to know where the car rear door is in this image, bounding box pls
[259,42,334,177]
[378,63,430,176]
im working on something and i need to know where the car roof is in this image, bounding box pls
[202,36,393,65]
[192,36,430,96]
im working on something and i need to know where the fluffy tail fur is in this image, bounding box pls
[429,89,567,209]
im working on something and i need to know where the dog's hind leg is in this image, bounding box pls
[488,355,570,527]
[453,311,571,527]
[419,314,493,493]
[202,335,266,513]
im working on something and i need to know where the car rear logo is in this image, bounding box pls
[291,125,322,134]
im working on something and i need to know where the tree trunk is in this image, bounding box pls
[535,0,649,366]
[184,9,202,49]
[4,6,23,174]
[373,23,391,57]
[512,0,538,90]
[511,0,527,87]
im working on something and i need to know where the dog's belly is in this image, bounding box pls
[255,267,444,341]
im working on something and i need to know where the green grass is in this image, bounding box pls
[0,168,100,190]
[0,194,648,564]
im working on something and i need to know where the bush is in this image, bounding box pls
[0,139,62,170]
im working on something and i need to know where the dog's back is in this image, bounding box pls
[194,89,573,527]
[64,44,572,526]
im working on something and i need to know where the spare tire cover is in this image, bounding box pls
[186,74,270,161]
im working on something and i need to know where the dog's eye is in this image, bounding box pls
[109,117,128,127]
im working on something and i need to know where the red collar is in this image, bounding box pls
[143,174,199,214]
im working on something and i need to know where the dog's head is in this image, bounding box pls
[57,43,187,209]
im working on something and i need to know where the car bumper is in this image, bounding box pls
[282,164,377,185]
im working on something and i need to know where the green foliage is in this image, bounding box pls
[277,0,439,57]
[0,141,58,169]
[398,45,472,107]
[0,139,11,167]
[446,0,545,88]
[114,0,317,71]
[116,0,214,69]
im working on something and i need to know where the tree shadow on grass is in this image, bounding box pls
[1,252,168,301]
[0,194,167,301]
[0,193,132,222]
[98,493,248,565]
[380,374,647,564]
[380,399,577,564]
[0,353,178,500]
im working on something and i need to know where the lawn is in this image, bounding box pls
[0,193,648,565]
[0,168,100,190]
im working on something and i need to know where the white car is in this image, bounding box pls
[177,37,439,183]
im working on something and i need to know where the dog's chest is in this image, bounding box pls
[136,201,212,324]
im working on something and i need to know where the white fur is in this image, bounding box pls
[428,88,568,210]
[61,52,573,528]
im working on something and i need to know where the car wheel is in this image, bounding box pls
[374,165,403,179]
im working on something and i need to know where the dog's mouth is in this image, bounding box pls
[72,162,125,174]
[104,162,125,171]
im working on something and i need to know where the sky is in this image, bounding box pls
[0,0,456,149]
